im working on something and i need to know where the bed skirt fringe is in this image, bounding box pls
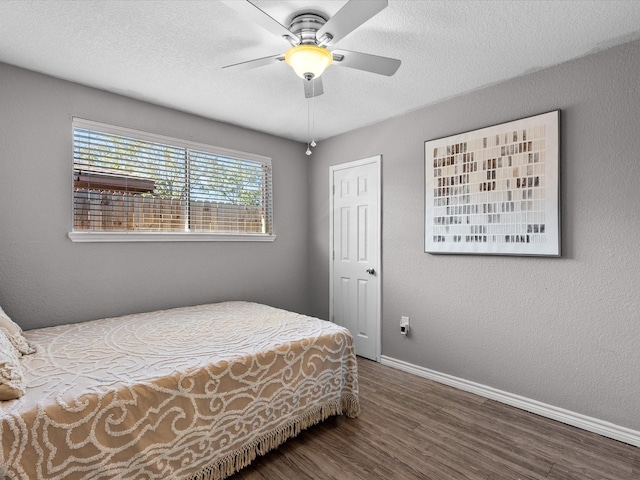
[188,394,360,480]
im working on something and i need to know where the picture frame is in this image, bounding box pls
[424,110,560,256]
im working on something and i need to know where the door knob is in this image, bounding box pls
[366,268,376,275]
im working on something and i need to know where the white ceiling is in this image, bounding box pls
[1,1,640,143]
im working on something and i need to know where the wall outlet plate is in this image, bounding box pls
[400,316,409,335]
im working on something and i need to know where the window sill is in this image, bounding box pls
[68,232,277,243]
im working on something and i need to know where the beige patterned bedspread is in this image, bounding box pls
[0,302,359,480]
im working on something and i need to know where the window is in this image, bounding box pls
[69,119,274,242]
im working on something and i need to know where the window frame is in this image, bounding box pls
[68,118,276,243]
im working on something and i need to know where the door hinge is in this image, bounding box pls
[332,250,335,260]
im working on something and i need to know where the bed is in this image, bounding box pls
[0,301,360,480]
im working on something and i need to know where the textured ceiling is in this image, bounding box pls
[1,1,640,143]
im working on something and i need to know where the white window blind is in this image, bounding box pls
[71,119,273,240]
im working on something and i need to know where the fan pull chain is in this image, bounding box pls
[311,79,317,147]
[306,88,312,155]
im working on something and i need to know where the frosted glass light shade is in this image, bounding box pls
[284,45,333,79]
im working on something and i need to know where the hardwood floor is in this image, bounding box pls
[231,358,639,480]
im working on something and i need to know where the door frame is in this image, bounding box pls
[329,155,382,362]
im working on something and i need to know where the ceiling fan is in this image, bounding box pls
[221,0,401,98]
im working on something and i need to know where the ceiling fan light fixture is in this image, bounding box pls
[285,44,333,80]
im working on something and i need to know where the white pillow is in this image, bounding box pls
[0,329,26,400]
[0,306,36,355]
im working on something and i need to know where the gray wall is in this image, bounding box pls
[0,62,309,329]
[2,38,639,434]
[309,39,640,431]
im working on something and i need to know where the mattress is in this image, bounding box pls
[0,301,359,479]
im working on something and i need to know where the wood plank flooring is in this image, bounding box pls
[231,358,639,480]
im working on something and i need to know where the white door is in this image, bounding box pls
[329,156,381,361]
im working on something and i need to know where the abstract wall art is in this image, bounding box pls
[425,110,560,256]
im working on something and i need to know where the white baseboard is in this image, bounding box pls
[380,355,640,448]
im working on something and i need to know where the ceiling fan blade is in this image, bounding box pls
[303,77,324,98]
[331,49,401,76]
[220,0,299,45]
[316,0,388,46]
[222,54,284,72]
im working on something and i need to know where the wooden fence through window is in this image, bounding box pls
[73,189,264,233]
